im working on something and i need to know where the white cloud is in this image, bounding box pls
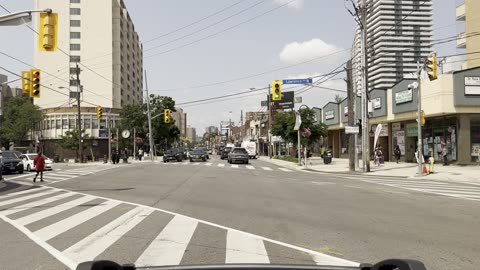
[279,38,342,64]
[274,0,304,10]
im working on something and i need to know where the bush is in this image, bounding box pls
[274,155,297,163]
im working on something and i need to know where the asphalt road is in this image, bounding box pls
[0,157,479,270]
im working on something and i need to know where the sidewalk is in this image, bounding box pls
[258,156,480,185]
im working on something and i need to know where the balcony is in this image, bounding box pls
[457,32,467,49]
[456,3,465,21]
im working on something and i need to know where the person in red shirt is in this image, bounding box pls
[33,151,45,183]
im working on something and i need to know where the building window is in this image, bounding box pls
[70,8,81,15]
[62,119,69,129]
[70,55,80,62]
[100,120,106,129]
[70,67,80,74]
[70,32,81,39]
[70,44,81,51]
[84,118,91,129]
[70,20,81,27]
[92,119,99,129]
[56,119,62,129]
[69,117,76,129]
[70,0,80,3]
[70,79,79,86]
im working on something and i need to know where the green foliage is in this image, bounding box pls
[57,129,92,158]
[0,97,44,146]
[118,103,147,149]
[274,155,297,163]
[271,108,327,146]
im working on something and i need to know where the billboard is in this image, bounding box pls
[268,91,294,110]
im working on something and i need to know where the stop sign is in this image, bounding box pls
[135,137,142,143]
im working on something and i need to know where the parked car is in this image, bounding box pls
[220,146,232,160]
[176,148,188,160]
[163,149,182,162]
[218,146,225,155]
[228,147,249,164]
[19,153,54,171]
[0,150,24,174]
[189,149,207,162]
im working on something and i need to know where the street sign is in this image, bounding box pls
[294,97,302,103]
[269,91,294,110]
[261,100,268,107]
[345,126,359,134]
[282,78,312,84]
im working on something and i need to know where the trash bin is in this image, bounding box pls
[323,151,333,164]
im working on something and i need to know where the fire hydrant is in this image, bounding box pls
[428,157,435,174]
[103,154,108,163]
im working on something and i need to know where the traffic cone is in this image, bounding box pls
[422,163,428,174]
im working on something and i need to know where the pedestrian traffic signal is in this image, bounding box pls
[96,106,103,120]
[164,109,171,123]
[424,54,437,81]
[29,69,41,98]
[21,71,30,94]
[271,80,282,101]
[416,110,426,126]
[38,12,58,52]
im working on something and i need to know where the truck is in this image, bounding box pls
[241,141,257,159]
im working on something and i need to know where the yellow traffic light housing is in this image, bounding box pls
[96,106,103,120]
[38,12,58,51]
[29,69,41,98]
[271,80,282,101]
[164,109,171,123]
[425,55,437,81]
[21,71,30,94]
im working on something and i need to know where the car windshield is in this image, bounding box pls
[1,1,475,269]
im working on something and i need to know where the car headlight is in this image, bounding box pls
[17,161,23,166]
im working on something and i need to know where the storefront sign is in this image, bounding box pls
[325,110,335,120]
[465,76,480,95]
[406,123,418,137]
[392,123,401,131]
[395,89,413,104]
[472,144,480,157]
[372,97,381,109]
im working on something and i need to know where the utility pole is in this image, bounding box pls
[75,62,82,163]
[267,84,272,159]
[108,111,111,163]
[416,60,423,174]
[145,70,154,161]
[360,0,370,172]
[345,61,355,172]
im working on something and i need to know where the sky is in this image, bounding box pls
[0,0,462,133]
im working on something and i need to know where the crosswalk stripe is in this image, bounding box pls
[0,189,57,207]
[376,183,480,192]
[51,172,91,176]
[261,167,272,171]
[246,165,255,170]
[39,175,69,180]
[4,187,49,197]
[35,200,120,241]
[205,163,212,166]
[0,192,72,216]
[182,162,189,165]
[226,230,269,263]
[16,195,95,226]
[193,163,200,166]
[391,187,480,197]
[64,207,154,264]
[135,215,198,267]
[231,164,239,169]
[278,168,292,172]
[217,164,225,167]
[42,173,77,178]
[362,179,451,185]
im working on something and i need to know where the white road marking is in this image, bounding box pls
[261,167,272,171]
[246,165,255,170]
[205,163,212,166]
[182,162,189,165]
[3,187,49,197]
[64,207,153,264]
[278,168,292,172]
[231,164,239,168]
[135,215,198,267]
[0,192,72,216]
[16,195,96,226]
[193,163,200,166]
[217,163,225,167]
[35,200,120,241]
[226,230,269,263]
[0,189,57,207]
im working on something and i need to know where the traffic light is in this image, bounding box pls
[96,106,103,120]
[29,69,41,98]
[164,109,171,123]
[424,54,438,81]
[38,12,58,51]
[416,111,426,126]
[21,71,30,94]
[271,80,282,101]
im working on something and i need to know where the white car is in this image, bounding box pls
[19,154,54,171]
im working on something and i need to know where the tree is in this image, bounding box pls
[271,108,327,148]
[118,103,147,149]
[334,94,345,103]
[148,95,180,148]
[0,97,44,146]
[57,129,92,160]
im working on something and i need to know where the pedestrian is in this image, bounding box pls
[0,150,4,181]
[116,150,120,164]
[112,150,117,164]
[33,151,45,183]
[123,148,128,163]
[375,148,384,167]
[138,148,143,161]
[320,145,325,158]
[441,143,448,166]
[393,145,401,164]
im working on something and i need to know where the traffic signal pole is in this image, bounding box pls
[75,62,82,162]
[145,70,154,161]
[267,84,272,159]
[360,1,370,172]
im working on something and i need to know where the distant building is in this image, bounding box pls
[245,111,268,121]
[205,126,219,134]
[186,126,196,143]
[173,108,187,137]
[456,0,480,69]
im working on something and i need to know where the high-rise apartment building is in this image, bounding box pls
[186,126,196,144]
[352,0,433,92]
[456,0,480,68]
[172,108,187,137]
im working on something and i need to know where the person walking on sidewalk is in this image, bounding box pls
[441,143,448,166]
[320,145,325,158]
[33,151,45,183]
[394,145,401,164]
[138,148,143,161]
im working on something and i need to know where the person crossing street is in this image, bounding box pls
[33,151,45,183]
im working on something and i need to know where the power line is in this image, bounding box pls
[144,0,267,52]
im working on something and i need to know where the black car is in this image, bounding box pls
[218,146,225,155]
[163,149,182,162]
[176,148,188,160]
[189,149,207,162]
[0,150,24,174]
[196,147,209,159]
[228,147,249,164]
[220,147,232,160]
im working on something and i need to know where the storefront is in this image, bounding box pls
[422,117,457,162]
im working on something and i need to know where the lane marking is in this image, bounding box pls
[1,192,72,216]
[205,163,212,166]
[64,207,153,265]
[246,165,255,170]
[231,164,239,169]
[135,215,198,267]
[3,187,48,197]
[279,168,292,172]
[0,189,57,207]
[193,163,200,166]
[261,167,273,171]
[226,230,269,263]
[217,164,225,167]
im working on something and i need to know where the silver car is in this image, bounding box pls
[227,147,249,164]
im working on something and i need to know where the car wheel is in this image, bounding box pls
[203,158,206,162]
[18,169,24,174]
[245,160,249,164]
[190,159,193,162]
[27,164,31,171]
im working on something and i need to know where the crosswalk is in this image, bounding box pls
[0,187,358,268]
[4,166,117,185]
[343,176,480,201]
[160,161,293,172]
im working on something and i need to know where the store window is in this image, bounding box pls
[471,120,480,162]
[422,118,457,162]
